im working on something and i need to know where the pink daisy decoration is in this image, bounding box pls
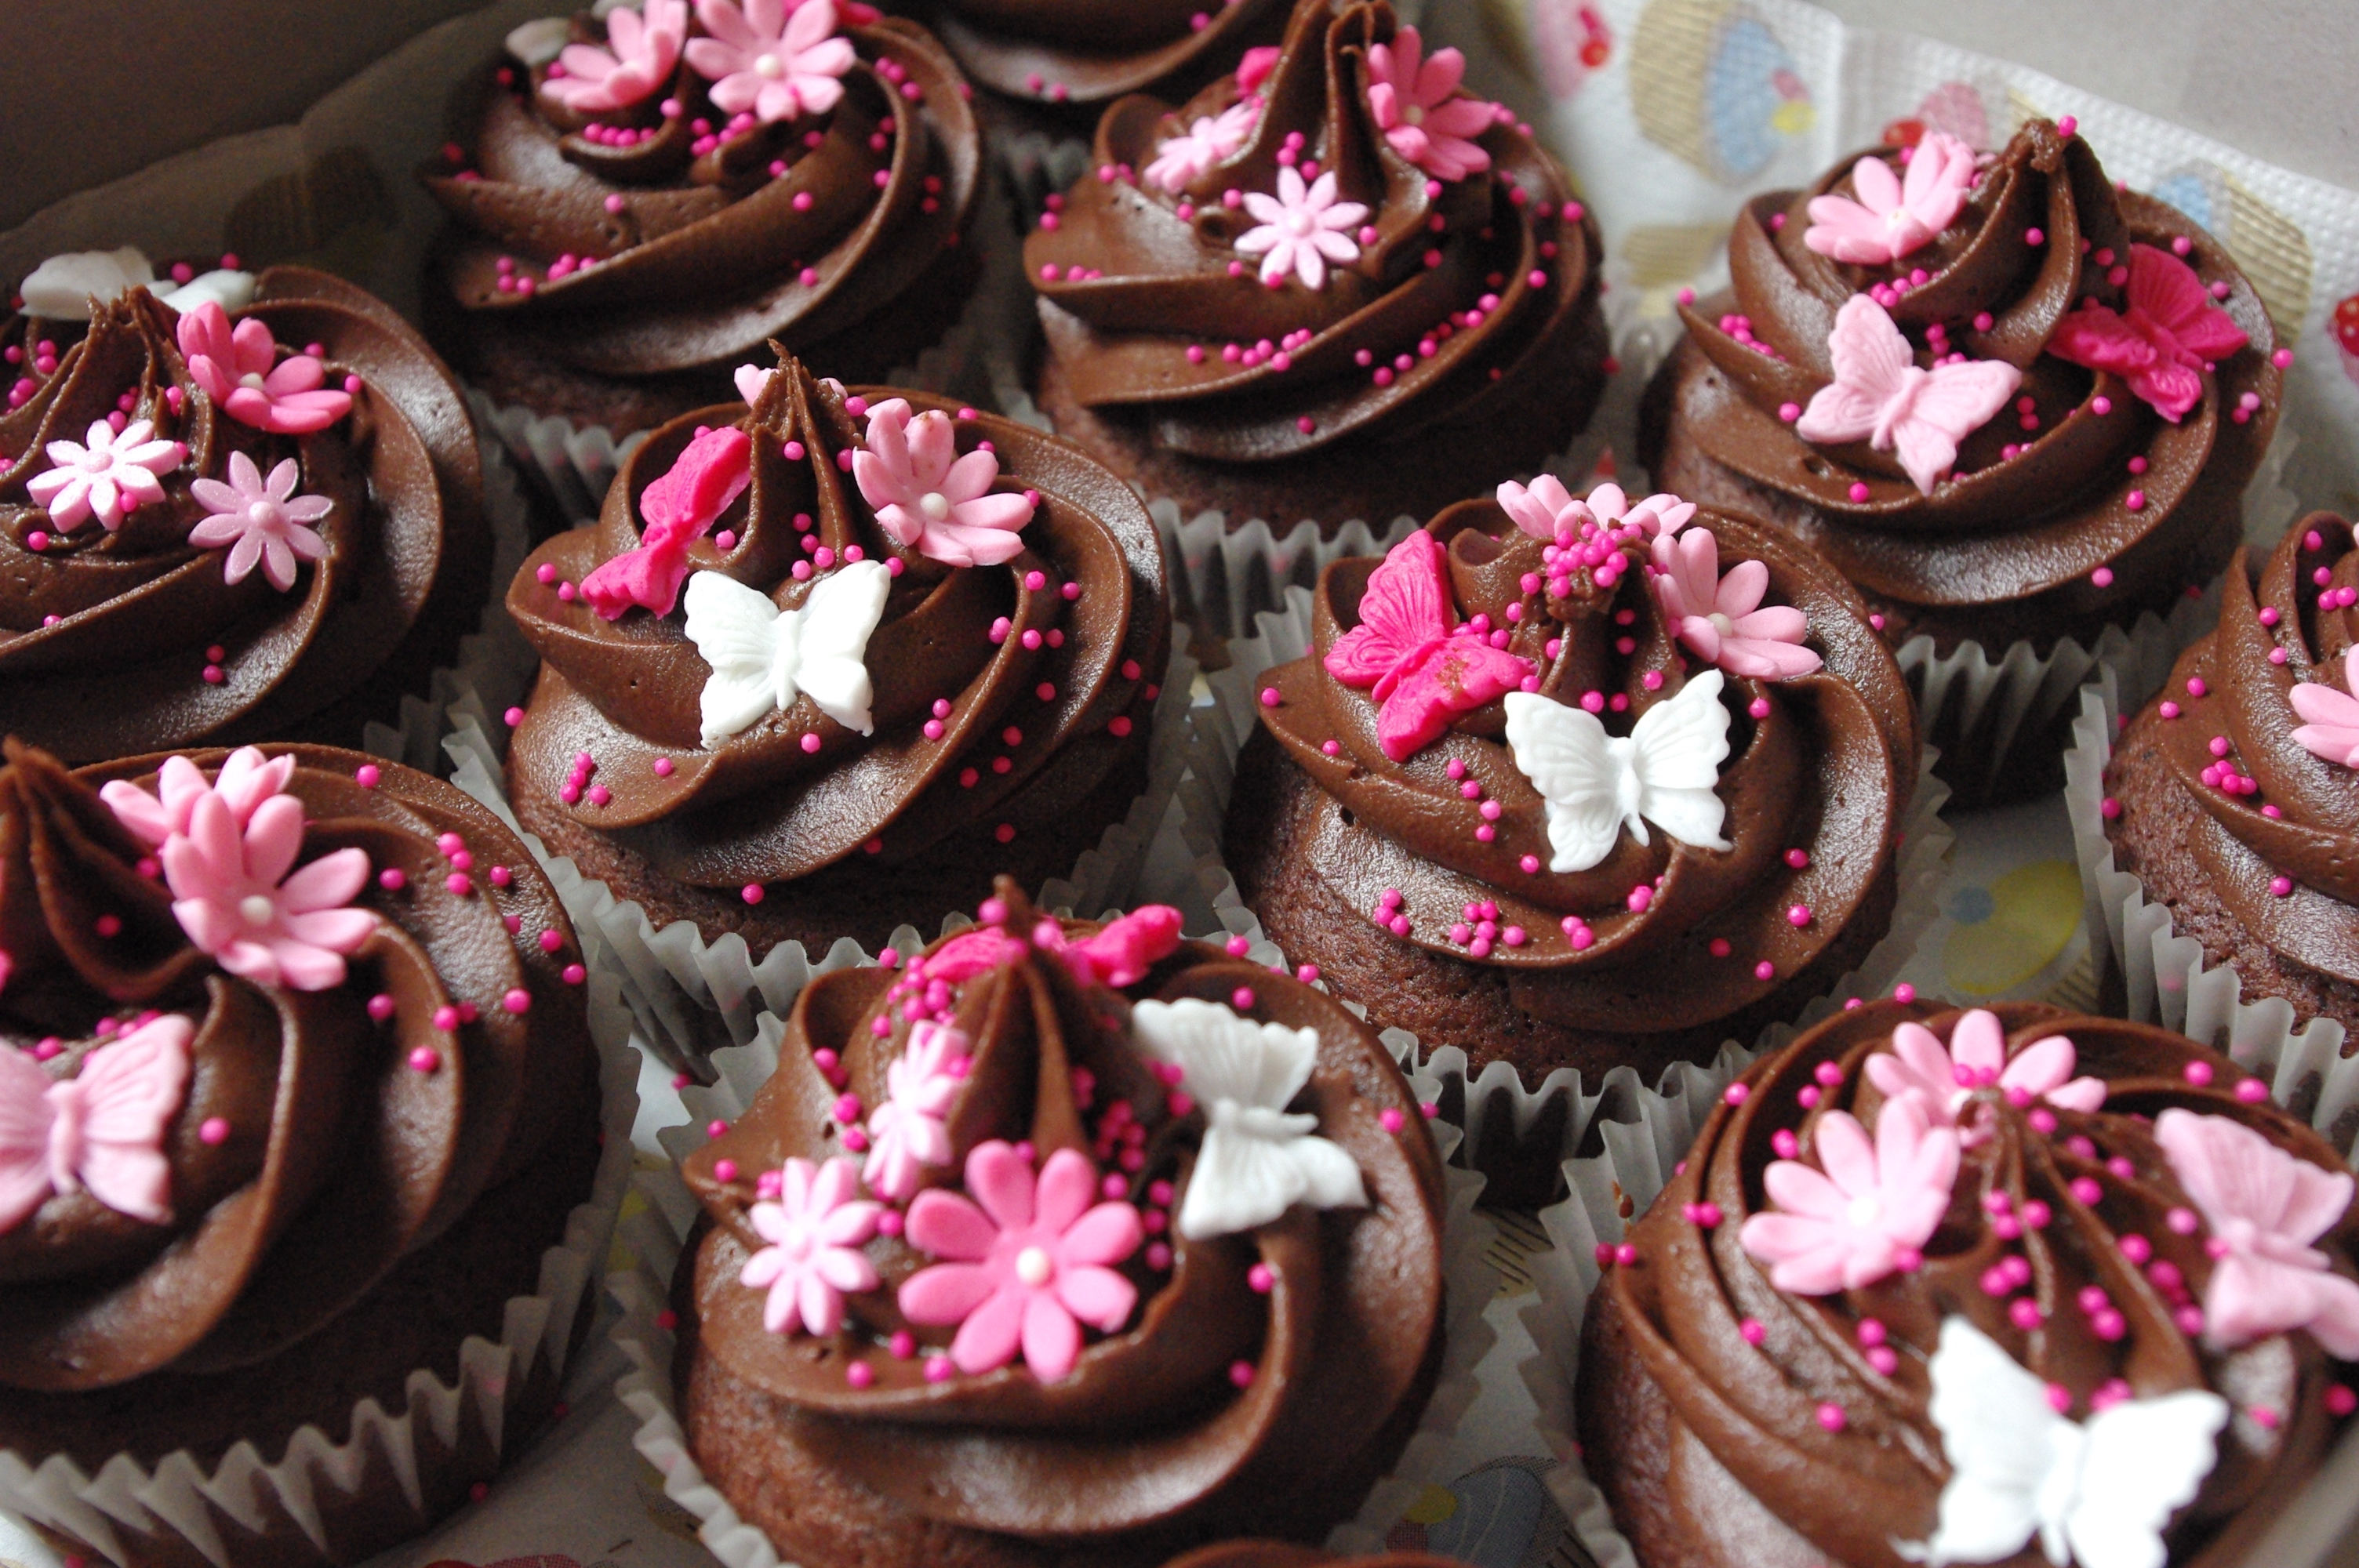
[154,779,376,991]
[685,0,856,125]
[1864,1009,2105,1146]
[898,1141,1143,1381]
[739,1156,885,1336]
[26,418,184,533]
[1145,100,1257,194]
[863,1020,969,1203]
[102,746,296,847]
[2289,647,2359,769]
[1649,526,1821,680]
[547,0,688,114]
[1496,477,1696,542]
[2154,1108,2359,1356]
[187,452,333,592]
[851,397,1034,567]
[175,303,351,435]
[1363,26,1493,182]
[1234,166,1366,291]
[1801,131,1977,267]
[1737,1097,1960,1294]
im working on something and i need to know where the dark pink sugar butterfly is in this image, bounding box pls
[580,425,754,619]
[919,905,1183,988]
[2046,242,2249,423]
[1324,529,1535,762]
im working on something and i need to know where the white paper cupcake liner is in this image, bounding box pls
[1176,583,1954,1177]
[605,957,1497,1568]
[2063,677,2359,1148]
[0,968,644,1568]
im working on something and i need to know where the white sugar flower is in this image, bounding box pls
[1234,166,1367,291]
[26,418,185,533]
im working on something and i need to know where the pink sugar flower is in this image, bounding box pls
[0,1013,193,1235]
[187,451,333,592]
[102,746,296,848]
[1496,477,1696,542]
[1866,1009,2105,1148]
[2288,646,2359,769]
[547,0,688,114]
[27,418,184,532]
[1235,166,1366,292]
[1649,526,1821,681]
[898,1141,1143,1381]
[2046,243,2248,424]
[175,302,351,434]
[2155,1107,2359,1356]
[158,786,376,992]
[863,1021,969,1202]
[582,424,752,619]
[740,1156,884,1336]
[1364,26,1494,182]
[1146,100,1258,194]
[1802,131,1977,267]
[685,0,856,125]
[1738,1097,1959,1294]
[852,398,1034,567]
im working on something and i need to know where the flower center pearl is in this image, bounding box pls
[1285,209,1315,237]
[1013,1246,1054,1287]
[754,52,784,78]
[1403,102,1425,126]
[239,371,269,392]
[249,502,280,528]
[238,895,276,927]
[1707,612,1736,636]
[918,492,952,521]
[1846,1194,1884,1228]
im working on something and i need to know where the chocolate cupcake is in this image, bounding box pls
[918,0,1291,122]
[1643,118,2284,805]
[503,352,1169,972]
[1223,481,1920,1202]
[0,740,605,1568]
[0,257,490,764]
[1163,1550,1454,1567]
[1575,998,2359,1568]
[421,0,983,439]
[2095,512,2359,1044]
[671,883,1448,1567]
[1022,0,1609,537]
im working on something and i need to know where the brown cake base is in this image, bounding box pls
[1223,731,1898,1206]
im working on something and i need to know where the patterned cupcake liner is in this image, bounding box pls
[0,970,645,1568]
[605,955,1498,1568]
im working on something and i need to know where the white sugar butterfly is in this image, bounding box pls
[682,561,890,747]
[1794,295,2023,495]
[1502,669,1733,874]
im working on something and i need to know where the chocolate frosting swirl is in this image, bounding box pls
[423,6,980,378]
[0,270,487,763]
[2119,512,2359,989]
[921,0,1289,107]
[1667,120,2281,646]
[1023,0,1601,461]
[1590,1000,2357,1567]
[507,356,1165,891]
[682,884,1445,1547]
[1252,500,1916,1039]
[0,742,591,1392]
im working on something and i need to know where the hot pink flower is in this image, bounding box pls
[102,746,296,847]
[1496,477,1696,541]
[156,785,376,992]
[0,1014,192,1234]
[2155,1107,2359,1356]
[2046,243,2248,423]
[2288,646,2359,769]
[582,425,752,619]
[1738,1098,1959,1294]
[898,1142,1143,1381]
[863,1021,969,1202]
[739,1156,884,1335]
[1234,46,1279,95]
[1865,1009,2105,1148]
[175,303,351,434]
[1146,100,1258,194]
[1325,528,1532,762]
[547,0,688,114]
[685,0,856,125]
[1802,132,1977,267]
[1649,526,1821,680]
[1235,166,1366,291]
[187,451,333,592]
[852,398,1034,567]
[26,418,184,532]
[1364,26,1494,182]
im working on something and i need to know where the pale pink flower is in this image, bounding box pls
[1235,166,1366,291]
[1802,131,1976,267]
[158,786,376,992]
[2155,1108,2359,1356]
[26,418,184,532]
[851,398,1034,567]
[1497,476,1696,542]
[175,303,351,434]
[1364,26,1494,182]
[102,746,296,848]
[685,0,856,125]
[186,451,333,592]
[1865,1010,2106,1148]
[547,0,688,114]
[1649,526,1822,680]
[898,1141,1143,1381]
[863,1020,969,1202]
[2289,647,2359,769]
[1146,100,1257,194]
[739,1156,884,1336]
[1737,1098,1959,1294]
[0,1014,193,1234]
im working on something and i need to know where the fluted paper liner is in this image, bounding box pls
[0,971,642,1568]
